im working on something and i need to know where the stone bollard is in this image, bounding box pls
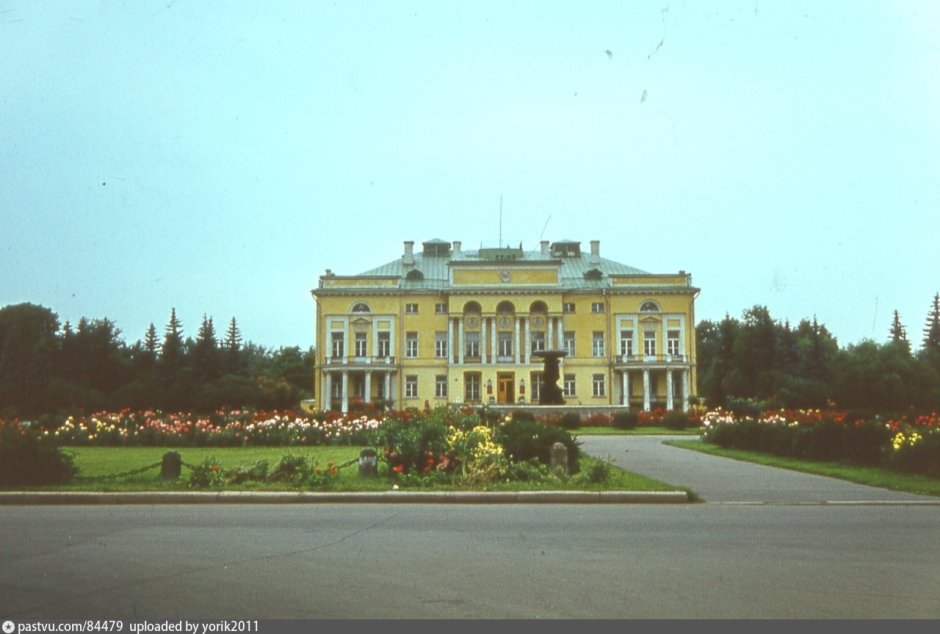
[161,451,182,480]
[549,442,569,476]
[358,448,378,477]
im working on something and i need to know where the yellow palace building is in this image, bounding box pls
[312,239,699,413]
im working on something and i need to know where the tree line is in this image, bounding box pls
[0,303,314,417]
[2,294,939,418]
[696,294,940,414]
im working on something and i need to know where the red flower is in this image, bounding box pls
[393,464,405,474]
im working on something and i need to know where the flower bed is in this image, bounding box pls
[19,409,383,447]
[701,409,940,478]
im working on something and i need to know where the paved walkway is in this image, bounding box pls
[579,434,940,504]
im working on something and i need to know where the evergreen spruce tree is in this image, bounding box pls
[923,293,940,355]
[158,308,185,382]
[889,309,910,354]
[192,314,220,383]
[223,316,245,375]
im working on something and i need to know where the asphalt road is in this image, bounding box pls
[1,437,938,619]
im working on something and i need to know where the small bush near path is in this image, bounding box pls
[1,421,77,487]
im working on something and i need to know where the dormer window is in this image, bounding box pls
[584,268,603,281]
[406,269,425,281]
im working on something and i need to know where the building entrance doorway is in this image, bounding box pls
[497,372,515,404]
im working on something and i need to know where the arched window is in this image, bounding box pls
[406,269,425,281]
[640,301,660,313]
[351,302,371,313]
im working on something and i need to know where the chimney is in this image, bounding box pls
[590,240,600,264]
[452,241,462,258]
[540,240,550,258]
[402,240,414,265]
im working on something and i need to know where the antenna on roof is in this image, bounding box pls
[539,214,552,241]
[499,195,503,247]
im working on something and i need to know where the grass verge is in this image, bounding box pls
[667,439,940,498]
[575,426,701,436]
[36,446,678,493]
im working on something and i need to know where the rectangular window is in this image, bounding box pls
[530,331,545,354]
[591,302,605,314]
[563,331,575,357]
[354,332,367,357]
[435,332,448,358]
[563,302,575,313]
[465,331,480,358]
[435,375,448,398]
[465,372,481,402]
[644,330,657,356]
[406,332,418,358]
[498,332,513,359]
[330,379,342,400]
[331,332,344,358]
[435,303,448,314]
[405,375,418,398]
[377,332,391,358]
[592,331,605,357]
[563,374,576,397]
[593,373,606,397]
[667,330,681,357]
[620,330,634,357]
[531,372,543,402]
[405,303,419,314]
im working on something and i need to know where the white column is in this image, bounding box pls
[557,317,564,349]
[666,370,674,411]
[682,369,690,412]
[547,317,554,352]
[642,368,651,412]
[341,371,349,414]
[384,373,392,409]
[458,317,465,365]
[491,318,497,363]
[524,317,531,364]
[324,373,332,411]
[448,318,455,364]
[481,317,488,364]
[514,317,521,364]
[365,371,372,405]
[622,371,630,407]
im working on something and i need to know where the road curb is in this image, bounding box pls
[0,490,690,505]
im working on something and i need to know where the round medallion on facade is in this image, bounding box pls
[532,316,544,327]
[466,316,479,329]
[500,270,511,283]
[498,315,512,329]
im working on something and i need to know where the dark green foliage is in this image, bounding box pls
[558,412,581,430]
[495,419,580,473]
[379,417,449,474]
[612,410,638,430]
[1,422,77,487]
[662,411,689,430]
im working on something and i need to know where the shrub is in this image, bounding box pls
[266,453,313,483]
[573,458,612,484]
[0,422,77,487]
[583,413,611,427]
[188,456,224,488]
[496,418,580,473]
[510,410,536,423]
[662,411,689,430]
[379,417,449,475]
[558,412,581,430]
[612,411,638,430]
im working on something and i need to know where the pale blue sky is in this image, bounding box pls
[2,1,938,350]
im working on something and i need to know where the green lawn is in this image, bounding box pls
[47,446,678,493]
[576,426,701,436]
[667,439,940,498]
